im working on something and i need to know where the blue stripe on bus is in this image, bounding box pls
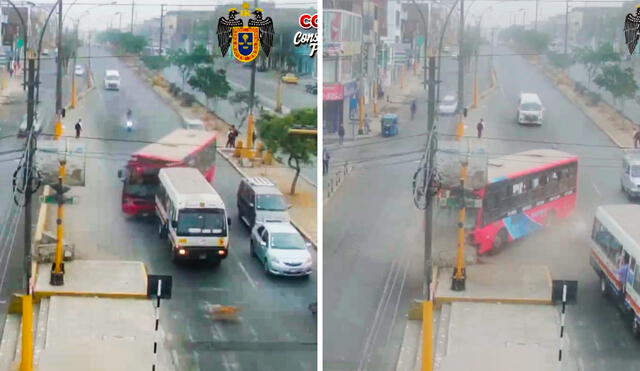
[490,176,507,183]
[503,212,543,240]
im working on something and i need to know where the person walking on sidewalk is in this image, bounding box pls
[323,148,330,175]
[410,99,417,121]
[74,119,83,139]
[476,118,485,139]
[634,128,640,148]
[338,125,345,145]
[226,125,239,148]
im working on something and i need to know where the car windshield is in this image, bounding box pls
[256,194,287,211]
[123,168,159,199]
[106,75,119,81]
[270,232,306,250]
[521,102,541,111]
[632,165,640,177]
[177,209,227,236]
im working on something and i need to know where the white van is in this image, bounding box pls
[156,167,231,264]
[517,93,543,125]
[183,118,206,131]
[104,70,120,90]
[621,150,640,199]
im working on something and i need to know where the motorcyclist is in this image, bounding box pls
[126,108,133,120]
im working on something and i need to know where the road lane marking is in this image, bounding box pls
[247,323,259,341]
[187,322,195,343]
[578,357,584,371]
[592,181,602,197]
[593,337,601,352]
[298,359,311,371]
[236,260,258,289]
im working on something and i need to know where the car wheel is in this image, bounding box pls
[264,260,271,276]
[600,275,609,298]
[170,245,179,263]
[250,241,256,257]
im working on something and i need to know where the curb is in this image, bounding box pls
[433,296,553,307]
[323,163,353,205]
[217,149,317,249]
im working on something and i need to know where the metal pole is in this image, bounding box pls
[130,0,134,33]
[35,1,58,105]
[54,0,63,139]
[412,0,429,91]
[457,0,464,113]
[159,4,164,56]
[436,0,460,107]
[23,57,35,292]
[70,21,77,108]
[535,0,539,30]
[564,0,569,55]
[425,56,436,299]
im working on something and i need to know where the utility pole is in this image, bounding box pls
[21,57,37,371]
[159,4,165,56]
[421,55,437,371]
[564,0,569,55]
[457,0,464,114]
[412,0,429,91]
[70,21,78,109]
[535,0,539,30]
[54,0,63,139]
[130,0,135,33]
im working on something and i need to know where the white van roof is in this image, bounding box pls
[519,93,541,104]
[105,70,120,76]
[159,167,225,210]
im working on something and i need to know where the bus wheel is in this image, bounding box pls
[600,275,609,298]
[490,230,508,255]
[158,222,168,240]
[632,318,640,339]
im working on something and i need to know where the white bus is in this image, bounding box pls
[590,204,640,337]
[156,167,230,264]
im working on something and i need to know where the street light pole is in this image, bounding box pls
[159,4,165,56]
[412,0,429,91]
[130,0,134,33]
[54,0,63,139]
[535,0,539,30]
[457,0,464,114]
[564,0,569,55]
[436,0,460,107]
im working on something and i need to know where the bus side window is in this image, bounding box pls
[634,258,640,294]
[628,257,636,286]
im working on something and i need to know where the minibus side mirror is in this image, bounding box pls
[171,220,177,229]
[117,169,124,180]
[227,217,232,226]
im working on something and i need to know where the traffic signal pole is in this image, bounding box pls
[452,109,468,291]
[50,164,68,286]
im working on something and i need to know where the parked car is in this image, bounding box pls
[183,118,206,131]
[42,48,50,56]
[237,177,291,228]
[305,81,317,95]
[281,73,299,84]
[438,95,458,115]
[17,113,41,138]
[74,64,84,76]
[250,222,313,277]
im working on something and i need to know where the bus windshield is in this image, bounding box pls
[520,102,541,111]
[256,194,288,211]
[177,209,227,236]
[123,168,159,198]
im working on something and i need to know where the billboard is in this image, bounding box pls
[36,139,86,187]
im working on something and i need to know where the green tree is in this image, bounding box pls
[169,45,213,89]
[229,91,261,129]
[576,43,619,87]
[120,33,148,54]
[187,66,231,107]
[594,65,638,108]
[141,55,170,71]
[548,52,574,69]
[258,108,317,195]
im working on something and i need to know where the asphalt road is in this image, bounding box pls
[41,46,317,371]
[324,44,640,370]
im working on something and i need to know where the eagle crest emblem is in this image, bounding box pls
[217,7,275,63]
[625,6,640,55]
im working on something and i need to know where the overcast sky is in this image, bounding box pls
[35,0,317,32]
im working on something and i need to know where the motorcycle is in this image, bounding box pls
[125,119,133,132]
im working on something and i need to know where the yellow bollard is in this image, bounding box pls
[20,294,33,371]
[421,300,434,371]
[246,114,255,149]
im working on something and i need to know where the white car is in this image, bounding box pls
[104,70,120,90]
[250,222,313,277]
[17,113,42,138]
[438,95,458,115]
[74,64,84,76]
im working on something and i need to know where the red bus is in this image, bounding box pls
[469,149,578,254]
[119,129,218,216]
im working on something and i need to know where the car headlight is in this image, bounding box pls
[270,256,280,264]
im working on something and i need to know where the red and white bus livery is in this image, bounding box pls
[590,204,640,337]
[119,129,218,216]
[469,149,578,254]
